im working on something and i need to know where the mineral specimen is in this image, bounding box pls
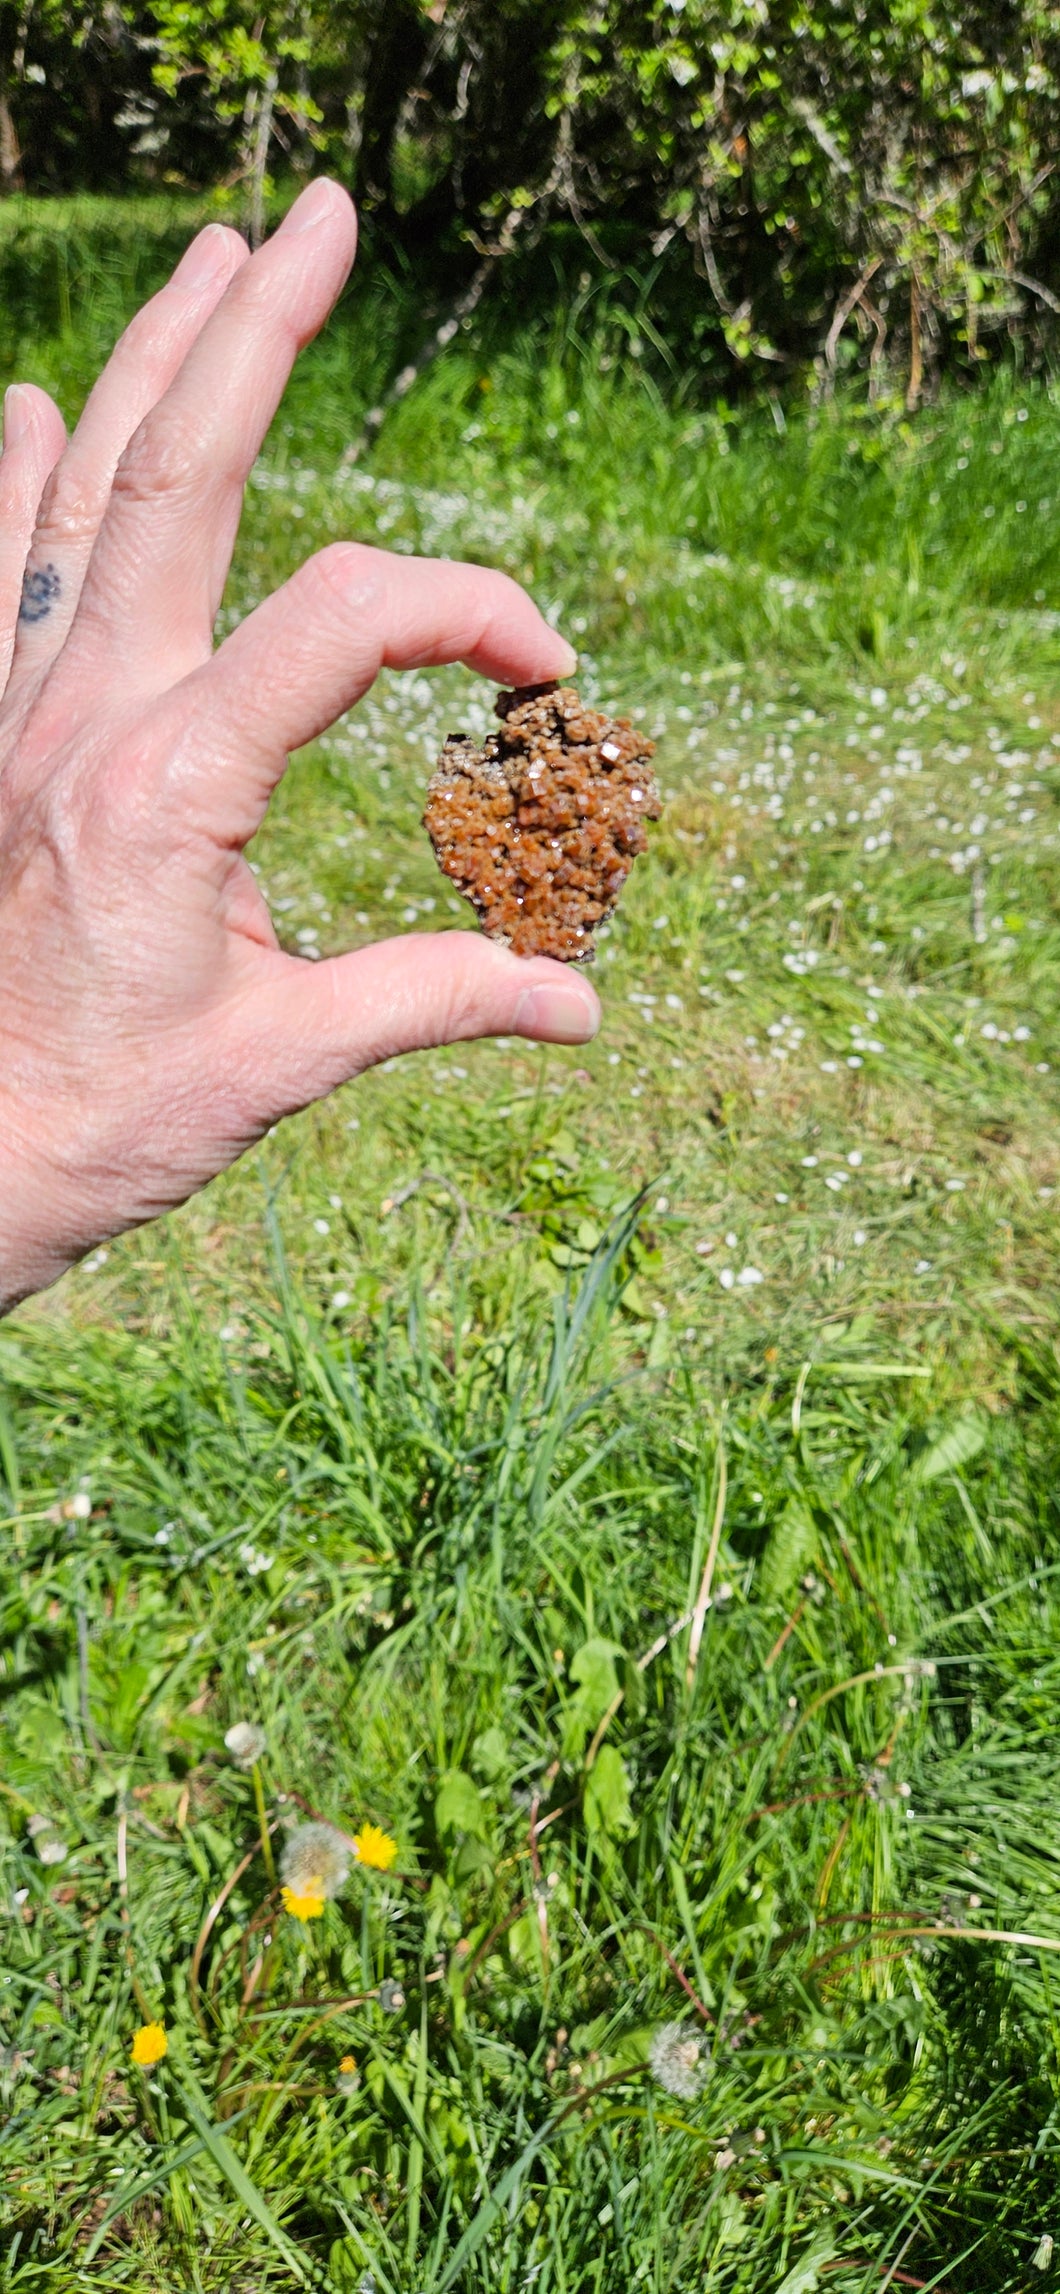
[423,682,660,962]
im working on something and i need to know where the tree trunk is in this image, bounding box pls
[354,0,427,211]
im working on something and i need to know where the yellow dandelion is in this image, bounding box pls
[281,1883,326,1921]
[352,1823,398,1873]
[130,2023,168,2067]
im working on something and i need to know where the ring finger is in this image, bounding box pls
[0,384,66,700]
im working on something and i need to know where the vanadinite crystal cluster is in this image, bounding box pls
[424,682,660,962]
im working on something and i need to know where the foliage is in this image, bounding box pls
[2,2,1060,395]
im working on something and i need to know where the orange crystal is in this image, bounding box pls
[423,683,660,962]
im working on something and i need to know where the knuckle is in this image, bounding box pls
[115,294,193,384]
[112,411,202,510]
[311,541,385,619]
[31,459,100,553]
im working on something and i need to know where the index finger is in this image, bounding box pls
[50,180,358,708]
[171,543,579,847]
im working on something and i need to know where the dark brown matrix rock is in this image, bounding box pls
[423,682,660,962]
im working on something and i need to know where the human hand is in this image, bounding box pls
[0,180,599,1315]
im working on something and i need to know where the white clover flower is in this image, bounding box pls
[649,2021,708,2101]
[224,1722,267,1770]
[279,1822,350,1901]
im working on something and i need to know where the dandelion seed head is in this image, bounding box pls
[224,1722,267,1770]
[279,1821,350,1901]
[649,2021,708,2100]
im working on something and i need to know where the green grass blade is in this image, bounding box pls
[175,2086,311,2284]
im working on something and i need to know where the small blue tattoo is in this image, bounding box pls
[19,562,60,623]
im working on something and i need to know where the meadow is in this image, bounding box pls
[2,197,1060,2290]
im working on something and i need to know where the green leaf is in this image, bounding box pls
[584,1745,633,1838]
[758,1503,818,1599]
[568,1637,624,1721]
[775,2239,837,2294]
[435,1767,488,1839]
[471,1726,508,1781]
[916,1417,987,1481]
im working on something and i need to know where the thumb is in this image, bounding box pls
[240,931,601,1116]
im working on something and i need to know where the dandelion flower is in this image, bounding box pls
[279,1821,350,1908]
[281,1884,326,1922]
[131,2023,168,2067]
[336,2054,360,2095]
[649,2021,707,2101]
[224,1722,267,1770]
[353,1823,398,1873]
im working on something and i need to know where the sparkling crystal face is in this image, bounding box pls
[424,683,660,962]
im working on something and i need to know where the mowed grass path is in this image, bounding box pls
[3,204,1060,2290]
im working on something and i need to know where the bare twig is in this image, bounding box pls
[792,98,851,175]
[1006,268,1060,317]
[764,1598,806,1672]
[379,1171,471,1252]
[247,67,277,250]
[695,196,734,315]
[821,259,882,395]
[188,1827,281,2038]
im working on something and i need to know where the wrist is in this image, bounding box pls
[0,1100,85,1315]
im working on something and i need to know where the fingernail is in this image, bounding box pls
[3,385,32,450]
[552,639,579,676]
[280,178,342,235]
[171,224,234,294]
[514,980,600,1044]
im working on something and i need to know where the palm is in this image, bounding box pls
[0,181,596,1314]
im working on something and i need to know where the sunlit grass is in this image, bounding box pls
[2,203,1060,2289]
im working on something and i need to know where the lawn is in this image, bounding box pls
[3,200,1060,2291]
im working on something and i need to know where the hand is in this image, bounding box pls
[0,180,598,1315]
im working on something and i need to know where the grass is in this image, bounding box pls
[3,196,1060,2288]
